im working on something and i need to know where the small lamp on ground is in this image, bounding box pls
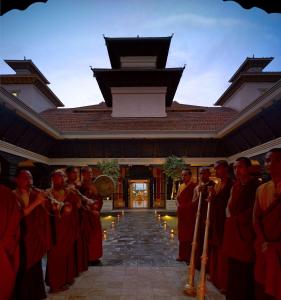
[103,229,107,240]
[170,228,175,239]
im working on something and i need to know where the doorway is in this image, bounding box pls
[128,179,150,208]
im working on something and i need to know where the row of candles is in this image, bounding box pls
[154,210,175,240]
[103,210,125,240]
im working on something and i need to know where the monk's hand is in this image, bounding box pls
[261,241,268,252]
[35,191,46,206]
[207,186,215,202]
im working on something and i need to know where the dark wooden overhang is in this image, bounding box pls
[229,57,273,82]
[1,98,280,159]
[215,73,281,106]
[5,59,50,84]
[104,36,172,69]
[92,68,184,107]
[0,75,64,107]
[222,99,281,156]
[0,104,54,156]
[47,138,225,158]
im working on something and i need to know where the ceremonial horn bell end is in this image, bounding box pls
[184,284,197,296]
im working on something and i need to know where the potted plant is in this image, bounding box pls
[163,155,185,200]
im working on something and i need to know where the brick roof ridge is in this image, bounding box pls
[170,101,237,112]
[73,102,108,109]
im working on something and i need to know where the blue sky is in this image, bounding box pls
[1,0,281,108]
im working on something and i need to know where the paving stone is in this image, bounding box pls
[46,210,225,300]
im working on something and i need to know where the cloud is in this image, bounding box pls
[175,69,229,107]
[142,12,251,30]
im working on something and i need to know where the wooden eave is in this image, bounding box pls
[104,36,172,69]
[215,72,281,106]
[0,75,64,107]
[92,68,184,107]
[4,59,50,84]
[229,57,273,82]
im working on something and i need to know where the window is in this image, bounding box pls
[11,90,20,97]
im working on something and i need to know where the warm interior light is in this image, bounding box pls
[162,215,173,221]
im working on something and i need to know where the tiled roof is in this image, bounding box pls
[40,101,237,132]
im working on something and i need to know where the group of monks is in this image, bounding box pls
[0,166,103,300]
[176,148,281,300]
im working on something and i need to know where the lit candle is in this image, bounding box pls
[103,229,107,240]
[121,210,125,215]
[170,233,175,240]
[154,210,157,215]
[170,228,174,234]
[111,221,115,228]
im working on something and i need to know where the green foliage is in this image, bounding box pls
[162,155,185,180]
[97,159,120,184]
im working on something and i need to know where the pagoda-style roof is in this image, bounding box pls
[92,67,184,107]
[229,57,273,82]
[104,36,172,69]
[5,59,50,84]
[215,72,281,106]
[0,75,64,107]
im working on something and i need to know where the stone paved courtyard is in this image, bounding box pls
[46,210,225,300]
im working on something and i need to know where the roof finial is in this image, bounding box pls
[252,54,255,58]
[24,56,26,60]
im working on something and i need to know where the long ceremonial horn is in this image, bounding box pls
[197,189,212,300]
[184,189,204,296]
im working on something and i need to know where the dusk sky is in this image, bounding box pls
[1,0,281,108]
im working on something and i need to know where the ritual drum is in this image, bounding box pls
[93,175,115,197]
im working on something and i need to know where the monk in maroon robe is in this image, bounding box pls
[80,167,103,265]
[65,166,88,275]
[14,170,51,300]
[208,160,232,291]
[176,168,196,262]
[192,167,215,269]
[0,184,20,300]
[222,157,260,300]
[254,148,281,300]
[45,169,79,293]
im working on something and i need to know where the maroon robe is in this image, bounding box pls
[79,182,103,262]
[66,183,87,275]
[86,192,103,262]
[46,191,79,292]
[254,185,281,300]
[15,189,51,300]
[222,177,260,300]
[208,179,232,290]
[193,180,215,269]
[76,207,90,273]
[176,182,196,261]
[0,185,20,300]
[76,184,95,272]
